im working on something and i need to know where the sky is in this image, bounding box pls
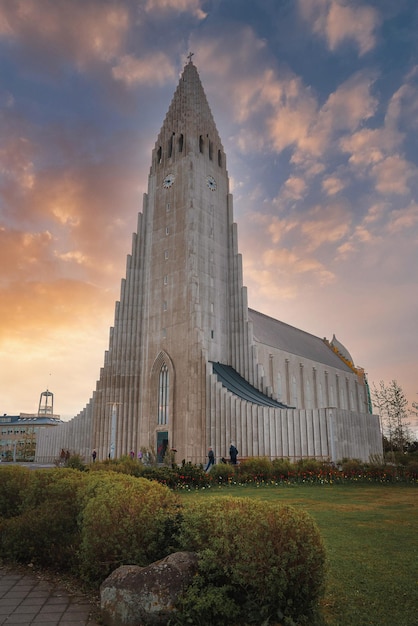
[0,0,417,432]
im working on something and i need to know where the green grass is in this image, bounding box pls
[179,484,418,626]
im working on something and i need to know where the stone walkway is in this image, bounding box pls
[0,566,100,626]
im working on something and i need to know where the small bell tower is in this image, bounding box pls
[38,390,54,416]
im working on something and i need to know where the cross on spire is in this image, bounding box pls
[187,51,194,64]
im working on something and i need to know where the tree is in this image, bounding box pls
[372,380,411,453]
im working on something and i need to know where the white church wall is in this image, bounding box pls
[206,370,382,463]
[254,340,368,414]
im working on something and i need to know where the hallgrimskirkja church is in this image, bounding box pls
[36,59,382,464]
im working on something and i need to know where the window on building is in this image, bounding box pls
[157,146,162,164]
[178,134,184,152]
[199,135,204,153]
[158,364,169,425]
[163,275,168,285]
[164,250,169,260]
[218,149,222,167]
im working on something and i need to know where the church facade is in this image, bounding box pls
[36,60,382,465]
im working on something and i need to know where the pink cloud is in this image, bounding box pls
[298,0,380,56]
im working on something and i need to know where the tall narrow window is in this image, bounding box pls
[158,364,169,425]
[209,140,213,160]
[199,135,204,153]
[157,146,162,164]
[218,149,222,167]
[168,134,173,158]
[178,134,184,152]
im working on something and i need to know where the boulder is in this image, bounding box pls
[100,551,198,626]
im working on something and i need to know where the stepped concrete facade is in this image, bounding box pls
[36,60,382,465]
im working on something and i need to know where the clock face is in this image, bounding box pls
[163,174,175,189]
[206,175,217,191]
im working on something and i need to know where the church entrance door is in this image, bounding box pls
[157,431,168,463]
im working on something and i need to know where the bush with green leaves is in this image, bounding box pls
[77,472,181,584]
[65,454,87,471]
[208,462,236,484]
[176,496,327,626]
[173,462,210,488]
[271,458,294,480]
[0,469,88,570]
[0,465,31,518]
[237,456,274,483]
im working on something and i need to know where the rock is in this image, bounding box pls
[100,551,198,626]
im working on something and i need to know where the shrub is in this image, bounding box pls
[140,465,178,487]
[66,454,87,471]
[271,458,294,480]
[173,463,210,488]
[176,496,327,625]
[295,458,326,474]
[88,457,144,477]
[340,458,364,477]
[209,462,236,485]
[237,456,273,483]
[78,472,181,584]
[0,469,87,570]
[0,465,31,519]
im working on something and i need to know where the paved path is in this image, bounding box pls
[0,566,100,626]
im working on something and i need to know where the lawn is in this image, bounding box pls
[179,484,418,626]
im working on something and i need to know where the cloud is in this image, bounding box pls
[322,175,346,196]
[291,70,378,167]
[281,176,307,201]
[385,66,418,135]
[387,202,418,234]
[112,52,176,86]
[340,126,401,168]
[0,0,130,71]
[144,0,207,20]
[371,155,416,196]
[263,247,335,283]
[298,0,381,56]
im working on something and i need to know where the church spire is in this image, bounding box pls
[152,56,224,169]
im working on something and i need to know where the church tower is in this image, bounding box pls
[91,58,257,463]
[38,57,382,466]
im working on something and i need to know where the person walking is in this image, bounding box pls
[205,447,215,472]
[229,442,238,465]
[92,449,97,462]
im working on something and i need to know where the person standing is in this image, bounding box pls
[92,449,97,463]
[229,442,238,465]
[205,447,215,472]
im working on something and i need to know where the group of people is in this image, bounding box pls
[204,442,238,471]
[59,448,70,465]
[91,445,238,469]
